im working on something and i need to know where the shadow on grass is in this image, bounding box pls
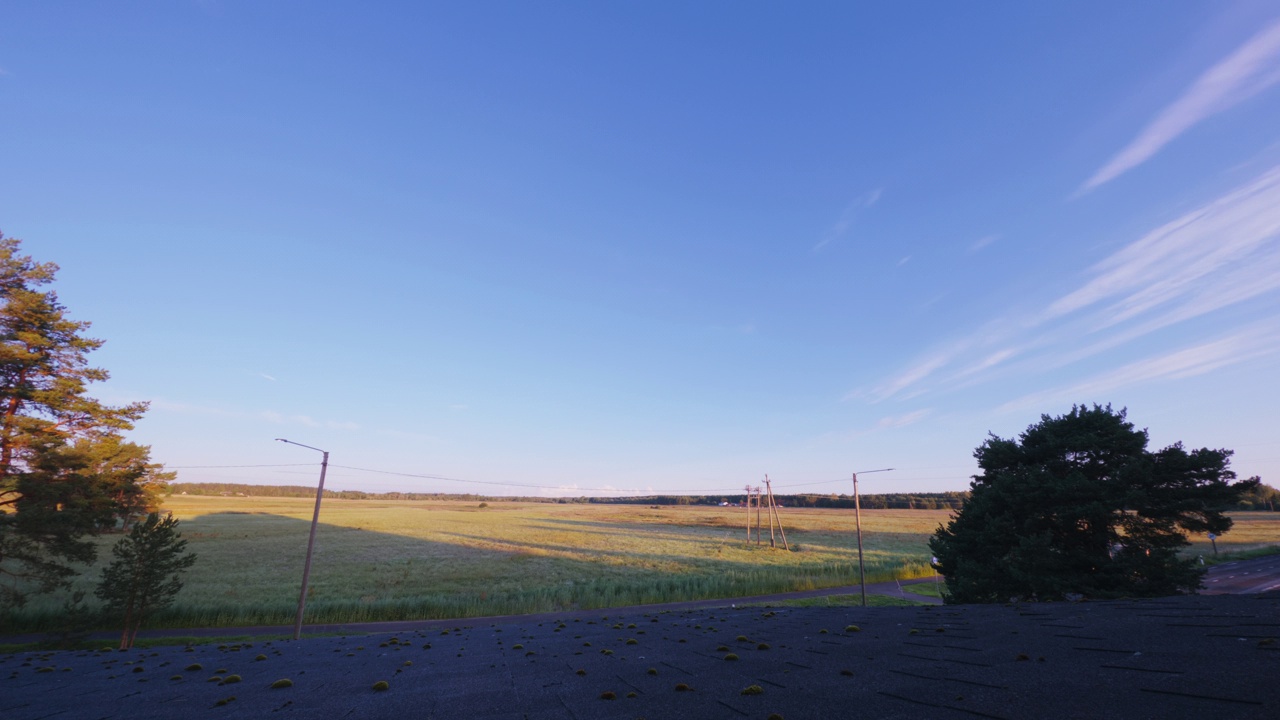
[2,510,931,636]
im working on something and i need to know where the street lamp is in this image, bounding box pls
[851,468,894,607]
[275,438,330,640]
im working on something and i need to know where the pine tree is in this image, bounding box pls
[930,405,1259,602]
[0,234,152,607]
[95,512,197,649]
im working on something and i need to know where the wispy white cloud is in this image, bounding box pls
[149,396,358,432]
[813,188,883,251]
[857,163,1280,405]
[897,255,912,267]
[1080,19,1280,193]
[1049,165,1280,323]
[998,324,1280,413]
[860,348,962,402]
[261,411,321,427]
[877,409,933,428]
[969,234,999,253]
[259,373,277,382]
[954,348,1019,378]
[149,399,240,417]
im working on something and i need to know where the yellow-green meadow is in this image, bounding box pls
[5,496,1278,632]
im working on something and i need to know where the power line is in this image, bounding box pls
[166,461,969,495]
[168,463,318,469]
[330,464,635,493]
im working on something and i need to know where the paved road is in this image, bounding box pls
[1202,554,1280,594]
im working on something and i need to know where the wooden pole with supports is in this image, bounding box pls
[765,476,789,551]
[764,476,776,547]
[744,485,753,543]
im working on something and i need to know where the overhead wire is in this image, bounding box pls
[168,463,318,469]
[164,461,969,495]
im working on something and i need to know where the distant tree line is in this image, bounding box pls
[170,483,977,510]
[1236,481,1279,511]
[171,483,500,501]
[171,480,1279,512]
[597,492,973,510]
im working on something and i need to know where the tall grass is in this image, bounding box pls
[6,557,929,631]
[5,498,1271,633]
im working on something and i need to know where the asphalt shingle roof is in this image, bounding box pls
[4,592,1278,719]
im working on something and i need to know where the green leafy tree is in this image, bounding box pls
[1235,481,1279,511]
[95,512,196,649]
[930,405,1259,603]
[0,234,151,607]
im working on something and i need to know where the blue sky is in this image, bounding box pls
[3,1,1279,497]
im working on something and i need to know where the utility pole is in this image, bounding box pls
[852,472,866,607]
[754,486,762,545]
[850,468,894,607]
[744,485,753,543]
[764,476,776,547]
[275,438,330,640]
[764,476,789,550]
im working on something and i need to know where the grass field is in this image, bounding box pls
[4,497,1278,633]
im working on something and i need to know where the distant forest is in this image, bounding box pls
[170,481,1279,511]
[170,483,961,510]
